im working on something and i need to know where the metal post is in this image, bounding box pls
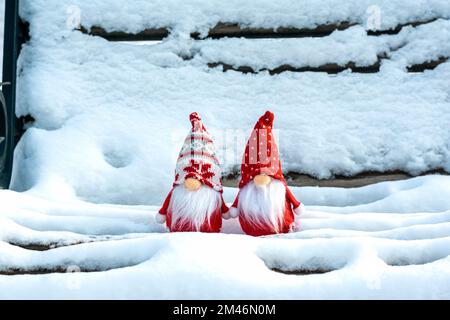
[1,0,21,188]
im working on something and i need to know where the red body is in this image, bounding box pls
[166,207,223,233]
[159,188,228,233]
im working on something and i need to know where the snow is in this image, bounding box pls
[11,25,450,204]
[21,0,450,37]
[193,19,450,71]
[192,27,386,70]
[0,0,449,299]
[1,175,450,299]
[6,1,448,204]
[388,19,450,66]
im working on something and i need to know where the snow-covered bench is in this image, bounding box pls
[9,0,450,204]
[2,1,450,299]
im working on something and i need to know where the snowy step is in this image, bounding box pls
[1,177,450,298]
[2,232,450,278]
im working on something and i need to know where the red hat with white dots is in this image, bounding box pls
[238,111,285,188]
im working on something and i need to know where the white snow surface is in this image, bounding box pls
[21,0,450,36]
[1,175,450,299]
[9,0,450,204]
[0,0,449,299]
[194,19,450,70]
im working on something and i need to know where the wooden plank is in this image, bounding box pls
[209,54,450,75]
[80,18,441,41]
[222,170,447,188]
[271,268,334,275]
[407,57,449,72]
[367,18,438,36]
[0,267,102,275]
[80,22,356,41]
[79,26,169,41]
[208,61,381,75]
[8,241,81,251]
[193,21,356,39]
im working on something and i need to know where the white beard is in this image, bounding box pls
[238,179,286,233]
[168,184,221,231]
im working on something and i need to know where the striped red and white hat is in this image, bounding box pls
[173,112,223,192]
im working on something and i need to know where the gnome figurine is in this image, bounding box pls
[156,112,229,233]
[229,111,305,236]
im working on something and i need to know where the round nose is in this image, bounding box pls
[253,174,272,186]
[184,178,202,191]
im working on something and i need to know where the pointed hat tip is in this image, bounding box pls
[260,110,275,127]
[189,112,202,127]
